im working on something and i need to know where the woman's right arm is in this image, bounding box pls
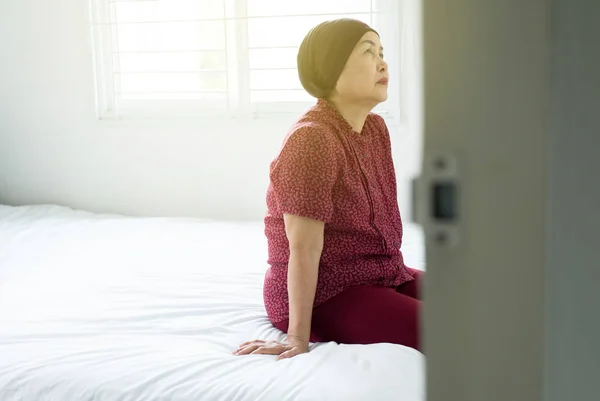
[232,213,322,360]
[283,213,324,347]
[234,127,334,359]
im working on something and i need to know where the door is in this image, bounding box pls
[416,1,548,400]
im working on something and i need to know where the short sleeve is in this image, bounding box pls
[270,126,341,223]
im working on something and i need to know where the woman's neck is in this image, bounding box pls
[327,97,373,133]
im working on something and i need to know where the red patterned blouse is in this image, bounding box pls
[263,99,415,323]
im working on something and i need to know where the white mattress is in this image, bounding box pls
[0,204,425,401]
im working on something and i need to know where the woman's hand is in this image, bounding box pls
[233,335,309,361]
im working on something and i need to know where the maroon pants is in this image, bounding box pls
[273,267,423,352]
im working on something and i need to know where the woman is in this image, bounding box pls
[234,18,423,360]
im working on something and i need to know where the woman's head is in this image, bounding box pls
[297,19,388,107]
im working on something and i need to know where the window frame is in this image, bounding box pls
[89,0,404,125]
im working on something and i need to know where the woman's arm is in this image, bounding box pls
[233,213,322,360]
[284,213,324,344]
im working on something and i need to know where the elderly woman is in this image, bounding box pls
[234,18,423,360]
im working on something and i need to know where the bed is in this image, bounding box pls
[0,204,425,401]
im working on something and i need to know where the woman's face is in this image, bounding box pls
[332,31,389,105]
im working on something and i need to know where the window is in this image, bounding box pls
[90,0,402,121]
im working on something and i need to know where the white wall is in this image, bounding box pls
[0,0,422,221]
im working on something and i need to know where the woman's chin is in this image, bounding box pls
[374,92,388,103]
[374,87,388,102]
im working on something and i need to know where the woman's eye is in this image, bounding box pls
[365,49,384,59]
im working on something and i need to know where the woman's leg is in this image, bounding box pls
[273,285,421,351]
[396,267,424,300]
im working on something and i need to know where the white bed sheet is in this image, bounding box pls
[0,205,425,401]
